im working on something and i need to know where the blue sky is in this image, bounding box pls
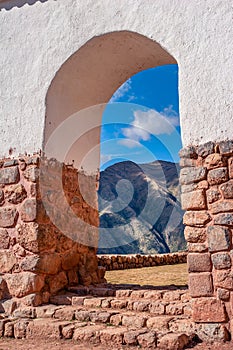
[100,64,182,170]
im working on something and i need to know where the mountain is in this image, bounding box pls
[98,160,186,255]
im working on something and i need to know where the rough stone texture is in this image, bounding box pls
[210,200,233,214]
[219,141,233,156]
[0,207,18,228]
[0,166,19,185]
[180,167,207,185]
[183,211,210,226]
[229,157,233,179]
[214,213,233,226]
[4,272,45,298]
[219,180,233,199]
[211,252,231,270]
[187,253,211,272]
[184,227,206,243]
[189,273,213,297]
[214,270,233,290]
[192,298,227,322]
[181,190,206,210]
[20,198,37,222]
[204,153,227,169]
[207,167,228,185]
[207,226,231,252]
[206,187,222,204]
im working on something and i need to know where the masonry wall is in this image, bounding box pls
[180,140,233,329]
[0,155,105,307]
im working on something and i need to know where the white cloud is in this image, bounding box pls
[109,79,132,103]
[117,139,143,149]
[121,108,179,142]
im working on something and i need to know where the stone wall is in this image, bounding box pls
[180,140,233,329]
[0,155,105,307]
[98,252,187,271]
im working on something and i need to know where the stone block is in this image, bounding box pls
[99,327,125,345]
[48,271,68,294]
[0,166,19,185]
[20,253,61,275]
[124,330,144,345]
[23,166,39,183]
[196,323,230,342]
[158,333,191,350]
[229,157,233,178]
[219,180,233,199]
[4,272,44,298]
[0,189,4,205]
[122,315,147,329]
[181,181,208,194]
[61,250,80,270]
[181,190,206,210]
[206,187,222,203]
[187,243,208,252]
[214,213,233,225]
[4,184,27,204]
[197,142,215,158]
[137,331,157,348]
[17,222,56,253]
[20,198,37,222]
[0,228,10,249]
[207,225,231,252]
[192,298,227,322]
[211,252,231,269]
[187,253,211,272]
[219,140,233,155]
[89,311,111,324]
[183,211,210,226]
[26,319,69,339]
[204,153,227,169]
[0,250,17,273]
[0,206,18,227]
[179,146,197,159]
[149,301,165,315]
[184,226,206,243]
[207,167,228,185]
[189,273,213,297]
[214,269,233,290]
[217,288,230,301]
[210,200,233,214]
[180,167,207,185]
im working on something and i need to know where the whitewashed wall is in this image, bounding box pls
[0,0,232,158]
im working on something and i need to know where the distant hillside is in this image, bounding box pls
[98,160,186,254]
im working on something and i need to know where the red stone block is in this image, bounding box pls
[188,253,212,272]
[192,297,227,322]
[189,273,213,297]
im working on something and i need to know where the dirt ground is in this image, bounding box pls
[0,338,233,350]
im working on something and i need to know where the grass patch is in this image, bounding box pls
[105,263,188,287]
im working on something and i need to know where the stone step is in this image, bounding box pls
[0,317,196,349]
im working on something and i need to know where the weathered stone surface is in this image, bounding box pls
[17,223,56,253]
[0,206,18,227]
[21,198,37,222]
[146,316,171,331]
[4,272,44,298]
[179,146,197,159]
[181,190,206,210]
[214,212,233,225]
[181,181,208,194]
[75,310,90,322]
[0,228,10,249]
[179,158,197,168]
[189,273,213,297]
[73,325,102,343]
[48,271,68,294]
[110,313,122,326]
[211,252,231,269]
[4,184,27,204]
[137,331,157,348]
[54,306,75,321]
[187,253,211,272]
[219,140,233,155]
[206,187,222,204]
[20,253,61,275]
[0,250,17,273]
[99,327,125,345]
[158,332,191,350]
[124,330,143,345]
[4,321,15,337]
[187,243,208,252]
[197,142,215,158]
[229,157,233,178]
[207,225,231,252]
[90,311,111,324]
[84,297,103,308]
[0,166,19,184]
[122,315,147,328]
[61,250,80,270]
[210,200,233,214]
[184,226,206,243]
[20,293,43,307]
[192,298,227,322]
[204,153,227,169]
[23,166,39,182]
[219,180,233,199]
[207,167,228,185]
[0,189,4,205]
[149,302,165,315]
[180,167,207,185]
[196,323,230,342]
[61,324,75,339]
[217,288,230,301]
[214,269,233,290]
[183,211,210,226]
[26,319,69,339]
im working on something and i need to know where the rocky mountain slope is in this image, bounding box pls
[98,160,186,254]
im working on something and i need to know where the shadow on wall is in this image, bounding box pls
[0,0,48,10]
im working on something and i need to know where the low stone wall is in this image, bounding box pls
[97,252,187,271]
[0,155,104,307]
